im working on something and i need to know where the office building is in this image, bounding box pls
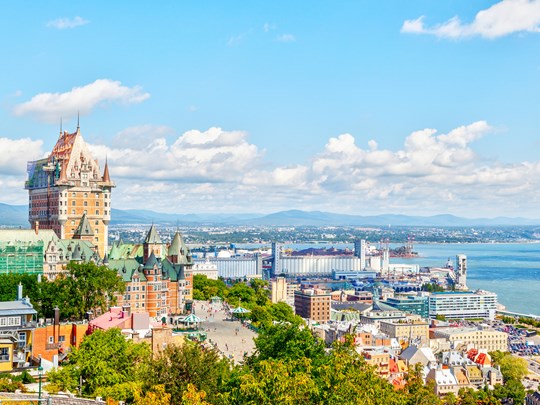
[294,290,331,322]
[428,291,497,321]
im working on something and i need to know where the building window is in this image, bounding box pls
[0,348,9,362]
[95,193,99,198]
[95,210,99,215]
[72,192,76,197]
[95,201,100,206]
[95,220,99,225]
[71,209,75,215]
[71,220,75,225]
[48,336,54,344]
[84,201,88,207]
[84,193,88,198]
[83,210,87,215]
[59,335,66,342]
[72,201,75,206]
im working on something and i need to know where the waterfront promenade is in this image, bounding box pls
[192,300,257,364]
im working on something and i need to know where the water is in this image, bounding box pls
[406,243,540,316]
[238,242,540,315]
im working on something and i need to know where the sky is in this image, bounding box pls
[1,0,540,217]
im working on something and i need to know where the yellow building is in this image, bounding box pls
[431,327,508,352]
[26,126,114,257]
[0,286,37,372]
[379,319,430,346]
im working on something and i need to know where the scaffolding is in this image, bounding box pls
[0,241,44,274]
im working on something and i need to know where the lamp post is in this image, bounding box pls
[37,365,43,400]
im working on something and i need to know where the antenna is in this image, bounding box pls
[60,117,62,135]
[77,111,80,130]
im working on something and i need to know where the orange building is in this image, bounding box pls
[32,323,88,362]
[26,126,114,257]
[108,226,193,318]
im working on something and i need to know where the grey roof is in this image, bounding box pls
[332,302,372,313]
[0,300,37,316]
[144,225,161,244]
[71,244,82,261]
[143,252,159,270]
[74,214,94,237]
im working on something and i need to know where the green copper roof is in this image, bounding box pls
[144,225,161,244]
[73,214,94,237]
[161,258,186,281]
[143,251,159,270]
[168,231,193,265]
[108,259,147,282]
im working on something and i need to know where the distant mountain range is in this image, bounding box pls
[1,203,539,228]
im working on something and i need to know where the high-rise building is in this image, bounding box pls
[456,254,467,289]
[25,127,114,257]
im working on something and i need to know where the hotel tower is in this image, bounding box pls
[25,126,114,257]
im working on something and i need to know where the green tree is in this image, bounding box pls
[249,322,325,365]
[47,328,150,398]
[404,363,441,405]
[55,261,126,319]
[224,358,318,405]
[145,342,230,404]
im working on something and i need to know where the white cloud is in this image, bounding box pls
[46,16,89,30]
[112,125,174,148]
[2,121,540,217]
[13,79,150,122]
[401,0,540,39]
[277,34,296,42]
[0,138,43,176]
[90,127,263,183]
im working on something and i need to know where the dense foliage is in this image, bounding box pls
[45,319,535,405]
[0,261,125,319]
[193,275,301,327]
[47,328,151,401]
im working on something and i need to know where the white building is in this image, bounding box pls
[456,254,467,289]
[191,259,218,280]
[428,290,497,321]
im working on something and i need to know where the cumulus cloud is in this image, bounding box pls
[46,16,89,30]
[89,127,263,183]
[2,122,540,217]
[112,125,174,148]
[401,0,540,39]
[0,138,43,176]
[13,79,150,122]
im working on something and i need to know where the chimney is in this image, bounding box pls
[34,221,39,235]
[17,283,23,300]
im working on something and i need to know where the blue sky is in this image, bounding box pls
[1,1,540,217]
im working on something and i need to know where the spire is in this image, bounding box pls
[60,117,63,136]
[77,111,80,131]
[144,224,161,244]
[102,157,111,183]
[73,214,95,238]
